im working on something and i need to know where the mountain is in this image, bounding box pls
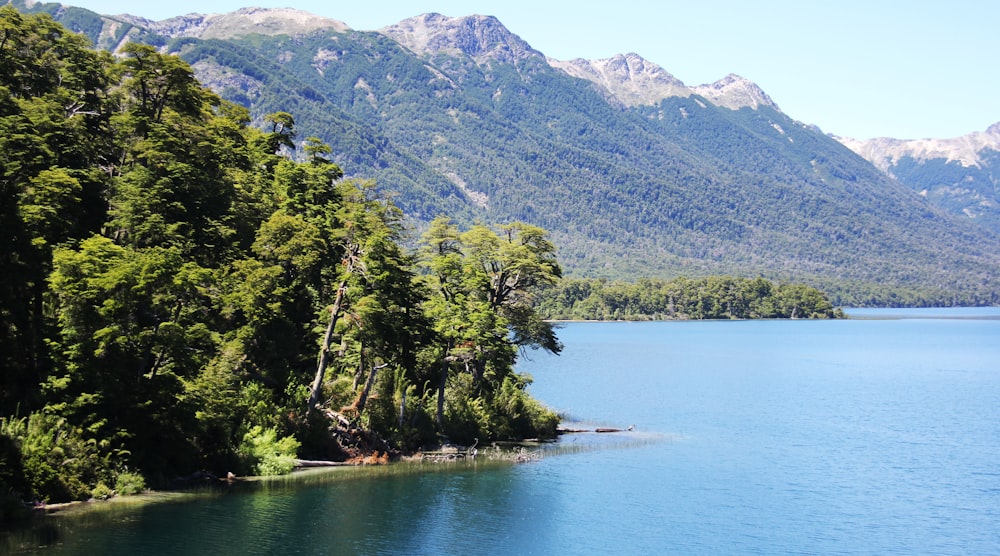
[13,2,1000,305]
[118,7,349,40]
[548,53,777,112]
[548,53,691,107]
[839,124,1000,235]
[381,12,540,65]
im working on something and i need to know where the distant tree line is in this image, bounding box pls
[536,277,843,320]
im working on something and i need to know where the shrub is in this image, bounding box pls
[91,482,114,500]
[488,374,559,440]
[442,374,489,445]
[237,426,300,476]
[1,413,113,503]
[114,471,147,496]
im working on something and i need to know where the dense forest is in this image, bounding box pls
[0,9,563,514]
[537,277,842,321]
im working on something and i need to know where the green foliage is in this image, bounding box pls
[0,5,114,416]
[113,471,146,496]
[0,11,569,508]
[91,481,113,500]
[237,426,300,476]
[538,276,841,320]
[418,217,562,443]
[0,412,120,503]
[487,374,559,440]
[442,373,489,445]
[0,418,29,504]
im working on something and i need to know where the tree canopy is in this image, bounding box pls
[536,276,842,321]
[0,9,560,512]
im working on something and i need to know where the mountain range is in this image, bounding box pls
[839,124,1000,235]
[11,1,1000,305]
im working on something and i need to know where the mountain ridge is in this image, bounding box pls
[838,123,1000,234]
[838,123,1000,170]
[380,13,542,65]
[548,53,690,107]
[120,7,350,39]
[12,2,1000,305]
[382,14,779,112]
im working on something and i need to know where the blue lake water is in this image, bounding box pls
[6,309,1000,554]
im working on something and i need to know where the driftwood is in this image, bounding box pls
[559,425,635,434]
[420,451,472,462]
[294,459,353,468]
[421,438,480,462]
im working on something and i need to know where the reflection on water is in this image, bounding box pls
[3,435,663,555]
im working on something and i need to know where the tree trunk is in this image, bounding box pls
[307,278,348,412]
[352,348,365,391]
[436,342,451,427]
[355,361,387,418]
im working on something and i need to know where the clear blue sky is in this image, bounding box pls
[61,0,998,140]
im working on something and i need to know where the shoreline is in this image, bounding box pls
[5,430,651,524]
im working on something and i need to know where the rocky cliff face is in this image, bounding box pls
[110,7,349,42]
[380,13,542,64]
[549,53,778,112]
[381,15,780,112]
[838,123,1000,171]
[548,53,691,107]
[690,73,780,111]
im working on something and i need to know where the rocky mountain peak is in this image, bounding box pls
[125,7,349,40]
[690,74,779,111]
[380,13,542,64]
[838,122,1000,171]
[548,55,780,113]
[548,52,690,107]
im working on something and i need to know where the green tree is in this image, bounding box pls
[419,218,561,442]
[0,6,113,415]
[263,111,296,153]
[46,237,215,477]
[307,179,425,424]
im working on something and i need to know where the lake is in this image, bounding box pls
[5,309,1000,554]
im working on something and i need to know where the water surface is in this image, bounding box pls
[6,308,1000,554]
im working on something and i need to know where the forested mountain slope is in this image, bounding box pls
[17,1,1000,305]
